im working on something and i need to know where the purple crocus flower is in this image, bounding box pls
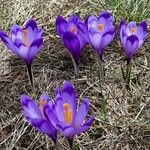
[20,93,57,144]
[120,20,147,64]
[87,11,115,60]
[120,20,147,89]
[44,81,94,149]
[0,18,43,65]
[0,19,43,89]
[56,14,89,74]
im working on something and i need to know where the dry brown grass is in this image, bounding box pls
[0,0,150,150]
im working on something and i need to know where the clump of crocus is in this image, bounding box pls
[20,94,57,144]
[56,14,89,75]
[0,19,43,90]
[87,11,115,81]
[44,81,94,149]
[120,20,147,89]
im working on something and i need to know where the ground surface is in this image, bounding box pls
[0,0,150,150]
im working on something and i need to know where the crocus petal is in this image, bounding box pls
[74,98,89,127]
[30,38,43,48]
[120,20,127,44]
[27,38,43,64]
[62,126,74,137]
[39,120,57,143]
[34,119,56,137]
[127,21,137,29]
[102,20,114,34]
[120,20,126,30]
[89,32,102,51]
[25,27,37,46]
[124,35,139,61]
[54,94,65,123]
[39,120,56,136]
[61,81,77,122]
[29,118,57,144]
[99,11,112,20]
[40,93,51,102]
[20,95,43,119]
[87,15,98,30]
[99,29,115,55]
[56,16,67,37]
[26,27,43,47]
[0,31,16,52]
[98,11,114,34]
[14,38,29,61]
[76,116,94,135]
[98,11,112,25]
[138,20,147,33]
[68,14,80,23]
[36,27,43,39]
[10,24,23,41]
[24,19,42,46]
[56,123,75,137]
[62,31,81,61]
[44,104,58,127]
[77,22,90,47]
[135,20,147,46]
[25,18,38,30]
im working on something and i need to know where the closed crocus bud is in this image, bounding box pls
[120,20,147,64]
[87,11,115,60]
[56,14,89,75]
[56,14,89,61]
[44,81,94,149]
[0,18,43,65]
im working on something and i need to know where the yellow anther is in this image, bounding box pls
[23,29,29,47]
[130,27,136,34]
[63,103,72,124]
[39,100,46,118]
[97,23,103,32]
[40,100,46,107]
[70,26,76,33]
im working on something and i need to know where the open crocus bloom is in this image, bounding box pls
[87,11,115,60]
[20,94,57,144]
[44,81,94,140]
[56,14,89,62]
[0,19,43,65]
[120,20,147,64]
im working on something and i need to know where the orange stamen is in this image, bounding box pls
[63,103,72,124]
[97,23,103,32]
[70,26,76,33]
[23,29,29,47]
[39,100,46,118]
[130,27,136,34]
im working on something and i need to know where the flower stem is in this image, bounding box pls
[125,62,132,90]
[26,64,34,91]
[97,54,105,82]
[70,54,79,76]
[121,66,126,82]
[68,137,74,150]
